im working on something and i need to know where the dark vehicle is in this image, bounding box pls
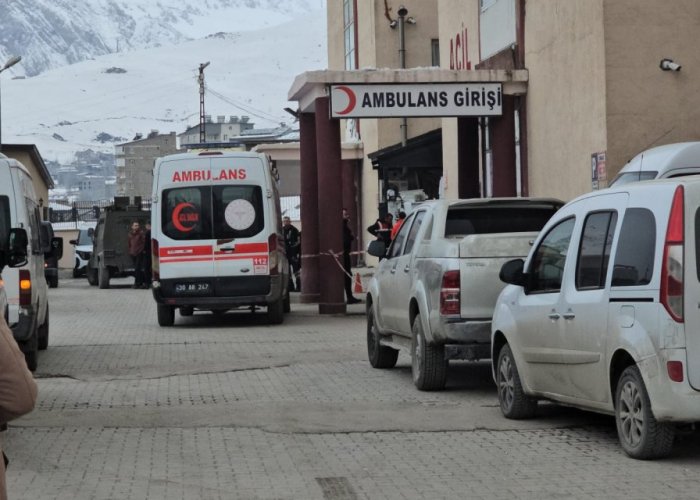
[86,203,150,289]
[40,221,63,289]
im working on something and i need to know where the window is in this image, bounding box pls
[611,208,656,286]
[576,211,617,289]
[388,214,414,259]
[431,39,440,67]
[528,218,575,293]
[24,198,41,254]
[343,0,356,70]
[444,206,559,237]
[212,185,264,239]
[162,187,211,241]
[480,0,497,11]
[403,211,426,255]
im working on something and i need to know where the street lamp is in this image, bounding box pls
[0,55,22,152]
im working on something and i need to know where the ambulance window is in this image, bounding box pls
[213,186,264,238]
[162,187,211,240]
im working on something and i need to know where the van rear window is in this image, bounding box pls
[444,206,558,237]
[162,186,264,241]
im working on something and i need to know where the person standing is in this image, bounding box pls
[0,314,38,500]
[127,221,146,289]
[343,208,361,304]
[390,211,407,240]
[282,216,301,292]
[141,222,152,289]
[367,212,393,260]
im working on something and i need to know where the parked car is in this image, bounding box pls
[493,177,700,459]
[70,227,94,277]
[365,197,562,390]
[608,141,700,187]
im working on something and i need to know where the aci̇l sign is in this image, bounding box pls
[330,83,502,118]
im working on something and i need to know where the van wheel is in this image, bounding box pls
[367,304,398,369]
[98,262,110,289]
[615,366,675,459]
[496,344,537,419]
[38,304,49,350]
[283,292,291,313]
[22,334,38,372]
[157,304,175,327]
[268,298,284,325]
[411,314,447,391]
[87,266,98,286]
[179,306,194,317]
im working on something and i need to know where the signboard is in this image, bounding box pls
[591,151,607,190]
[330,83,503,118]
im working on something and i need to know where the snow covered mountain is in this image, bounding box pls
[0,0,327,162]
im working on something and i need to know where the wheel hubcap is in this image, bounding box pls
[619,380,645,447]
[498,354,515,410]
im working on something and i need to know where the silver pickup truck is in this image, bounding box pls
[365,198,563,390]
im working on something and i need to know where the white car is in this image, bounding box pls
[493,177,700,459]
[609,141,700,187]
[70,227,94,277]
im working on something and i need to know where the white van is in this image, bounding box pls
[0,154,52,370]
[609,141,700,187]
[494,177,700,459]
[151,151,290,326]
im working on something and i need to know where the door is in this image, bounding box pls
[512,216,577,395]
[392,210,427,335]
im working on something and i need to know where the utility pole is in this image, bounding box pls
[198,61,210,143]
[0,55,22,152]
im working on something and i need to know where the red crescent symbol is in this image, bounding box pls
[172,202,196,232]
[335,86,357,115]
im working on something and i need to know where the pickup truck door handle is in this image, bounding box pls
[548,311,560,320]
[562,310,575,320]
[403,265,410,273]
[390,265,397,274]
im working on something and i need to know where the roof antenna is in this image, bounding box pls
[638,153,644,182]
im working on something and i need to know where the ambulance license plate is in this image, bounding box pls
[174,282,210,294]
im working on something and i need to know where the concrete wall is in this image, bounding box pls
[55,229,79,269]
[603,0,700,177]
[524,0,607,201]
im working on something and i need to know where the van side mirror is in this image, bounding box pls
[7,228,28,268]
[499,259,527,287]
[367,239,387,258]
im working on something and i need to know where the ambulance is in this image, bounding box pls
[150,151,290,326]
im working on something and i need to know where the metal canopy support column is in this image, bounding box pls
[314,96,346,314]
[490,95,517,197]
[341,160,358,265]
[299,112,320,303]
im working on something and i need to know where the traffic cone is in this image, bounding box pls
[353,273,363,293]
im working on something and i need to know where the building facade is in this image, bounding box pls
[178,115,254,147]
[115,131,179,198]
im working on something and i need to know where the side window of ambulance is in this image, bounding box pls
[575,211,617,290]
[162,187,211,240]
[528,217,575,293]
[24,198,41,254]
[213,186,265,239]
[611,208,655,286]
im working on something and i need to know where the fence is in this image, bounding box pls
[48,199,152,229]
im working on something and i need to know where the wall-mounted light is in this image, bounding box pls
[389,19,397,29]
[660,58,682,71]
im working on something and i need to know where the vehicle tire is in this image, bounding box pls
[179,306,194,317]
[22,332,38,372]
[98,261,110,289]
[87,266,98,286]
[38,304,49,350]
[366,304,398,369]
[496,344,537,419]
[157,304,175,327]
[268,297,284,325]
[283,292,291,313]
[615,365,675,459]
[411,314,447,391]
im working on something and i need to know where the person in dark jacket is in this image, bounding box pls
[343,208,360,304]
[127,221,146,289]
[283,216,301,292]
[141,222,152,289]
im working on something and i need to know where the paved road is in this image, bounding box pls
[4,277,700,499]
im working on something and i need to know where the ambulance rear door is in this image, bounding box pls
[157,156,215,284]
[210,155,271,294]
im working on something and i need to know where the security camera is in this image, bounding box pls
[660,58,682,71]
[397,5,408,17]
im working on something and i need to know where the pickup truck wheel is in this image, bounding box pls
[268,297,284,325]
[157,304,175,327]
[87,266,98,286]
[38,304,49,350]
[496,344,537,419]
[411,314,447,391]
[98,261,110,289]
[367,304,398,368]
[615,366,675,459]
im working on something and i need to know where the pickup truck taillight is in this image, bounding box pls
[440,270,460,316]
[661,186,684,323]
[19,270,31,306]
